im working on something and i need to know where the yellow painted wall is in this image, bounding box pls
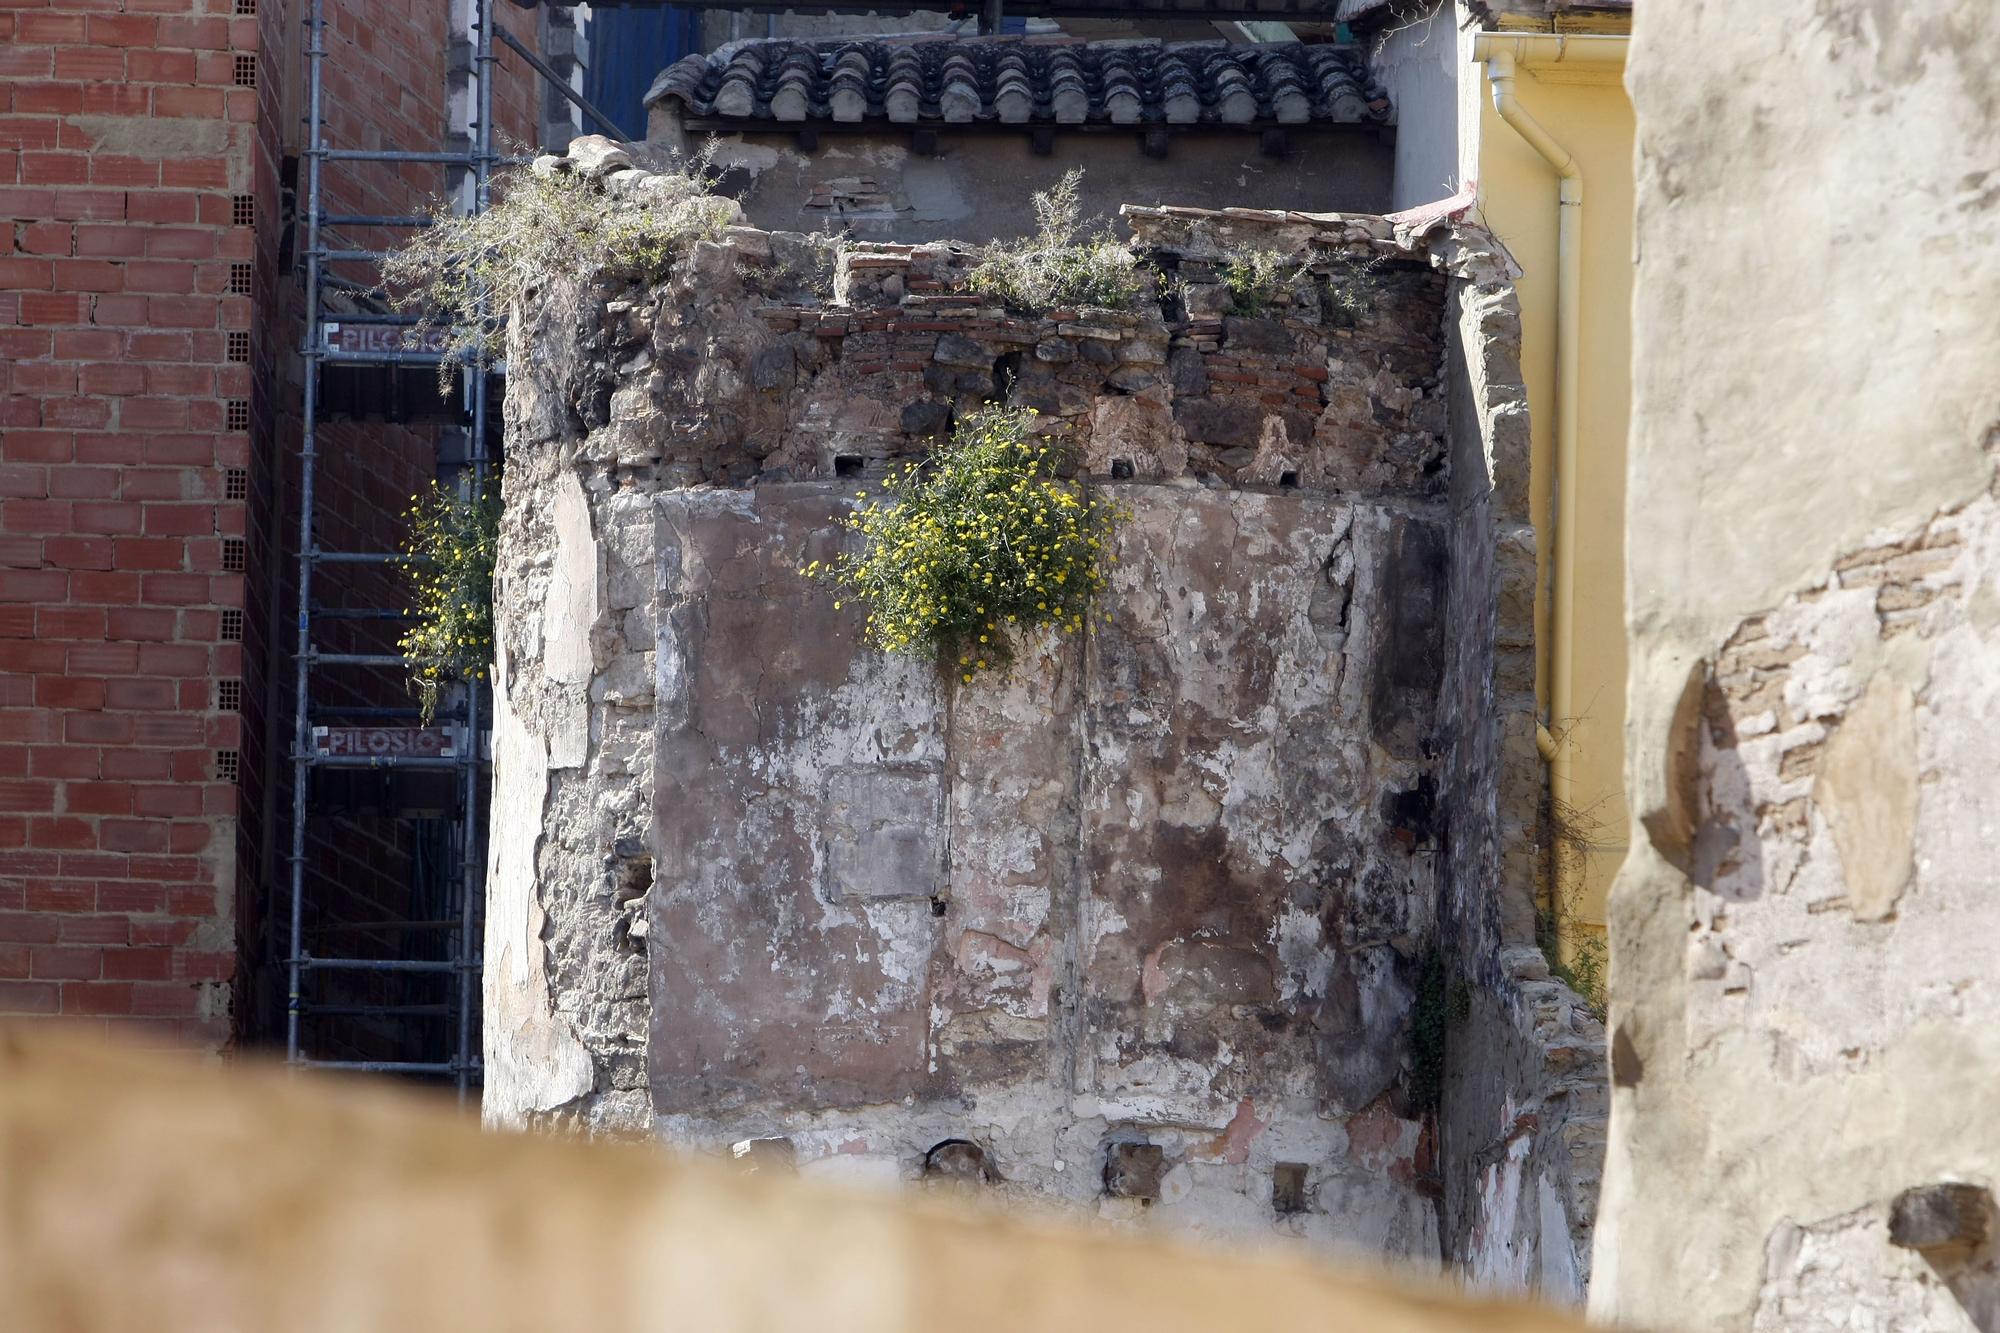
[1470,46,1633,949]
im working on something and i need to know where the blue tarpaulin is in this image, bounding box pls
[583,5,699,141]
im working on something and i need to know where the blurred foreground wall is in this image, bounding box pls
[1602,2,2000,1327]
[0,1027,1594,1333]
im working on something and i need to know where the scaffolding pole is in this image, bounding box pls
[288,0,556,1100]
[457,0,496,1106]
[285,0,326,1073]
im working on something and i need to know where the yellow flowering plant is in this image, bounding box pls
[804,407,1125,683]
[397,475,500,723]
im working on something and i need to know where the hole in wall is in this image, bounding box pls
[730,1137,796,1174]
[611,838,654,955]
[1272,1162,1310,1215]
[924,1139,998,1184]
[1382,774,1437,848]
[991,351,1022,402]
[833,454,864,478]
[1279,470,1300,489]
[1110,458,1134,481]
[1102,1140,1166,1203]
[613,852,653,907]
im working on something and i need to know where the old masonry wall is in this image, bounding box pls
[483,139,1601,1278]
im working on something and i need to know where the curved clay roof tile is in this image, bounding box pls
[712,69,760,119]
[938,51,982,123]
[647,38,1391,130]
[883,50,925,123]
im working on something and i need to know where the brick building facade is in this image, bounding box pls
[0,0,560,1052]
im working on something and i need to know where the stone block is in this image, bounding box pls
[751,346,796,391]
[1182,282,1231,319]
[899,400,951,437]
[566,134,634,178]
[933,333,994,368]
[1167,347,1209,396]
[1174,397,1265,448]
[1222,316,1295,354]
[821,768,945,902]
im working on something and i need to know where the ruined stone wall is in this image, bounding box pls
[482,144,1590,1264]
[1429,215,1603,1304]
[1602,2,2000,1328]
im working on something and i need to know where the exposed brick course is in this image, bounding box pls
[1,0,272,1046]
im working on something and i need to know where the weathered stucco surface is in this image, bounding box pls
[1432,238,1603,1306]
[1602,1,2000,1326]
[642,485,1436,1253]
[653,130,1395,246]
[484,138,1601,1273]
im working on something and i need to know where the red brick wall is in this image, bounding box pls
[0,0,257,1048]
[4,0,554,1058]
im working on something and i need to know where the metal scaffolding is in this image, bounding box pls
[282,0,630,1099]
[287,0,501,1100]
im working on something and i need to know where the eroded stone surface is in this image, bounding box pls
[487,149,1592,1268]
[638,484,1438,1251]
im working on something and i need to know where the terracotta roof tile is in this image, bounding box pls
[647,37,1392,129]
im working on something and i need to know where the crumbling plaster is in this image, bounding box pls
[482,139,1603,1274]
[1428,200,1601,1304]
[657,129,1395,245]
[1601,1,2000,1327]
